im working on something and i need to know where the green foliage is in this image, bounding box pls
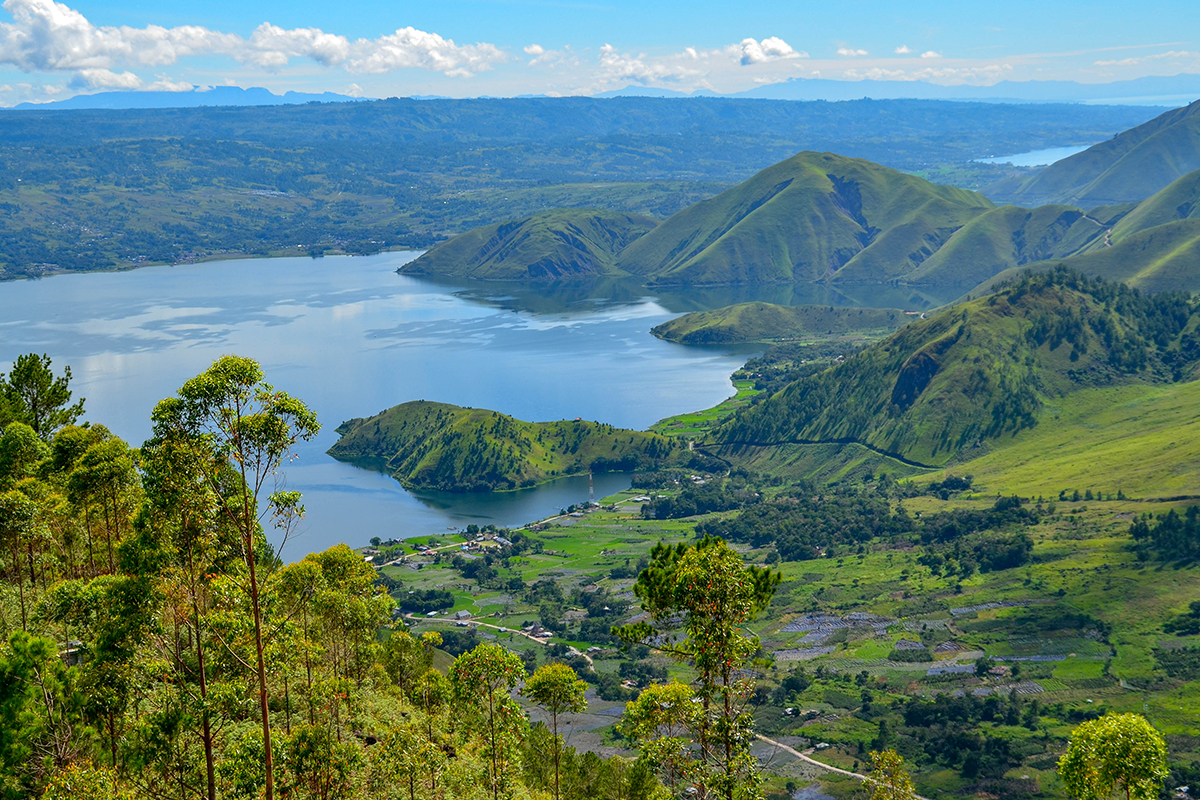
[1058,713,1168,800]
[523,663,588,800]
[1130,505,1200,562]
[328,400,685,492]
[617,537,779,800]
[0,356,84,440]
[868,749,915,800]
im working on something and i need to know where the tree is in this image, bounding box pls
[523,662,588,800]
[1058,713,1168,800]
[616,537,779,800]
[868,749,915,800]
[620,680,700,796]
[39,762,132,800]
[148,355,319,800]
[449,643,528,800]
[1,355,84,440]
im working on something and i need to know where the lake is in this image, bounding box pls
[0,253,945,558]
[973,144,1093,167]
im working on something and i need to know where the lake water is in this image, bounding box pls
[973,145,1092,167]
[0,253,946,558]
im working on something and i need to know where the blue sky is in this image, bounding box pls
[1,0,1197,104]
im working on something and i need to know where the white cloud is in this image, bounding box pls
[1094,49,1199,66]
[70,68,141,89]
[921,50,942,59]
[0,0,507,82]
[894,45,911,54]
[524,42,572,67]
[597,43,701,84]
[739,36,805,65]
[837,47,868,57]
[843,63,1013,83]
[145,76,194,91]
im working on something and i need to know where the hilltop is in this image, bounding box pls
[398,209,658,279]
[713,269,1200,469]
[407,149,1200,294]
[616,151,995,285]
[650,302,911,344]
[327,400,687,492]
[989,99,1200,206]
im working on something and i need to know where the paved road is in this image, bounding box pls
[754,733,929,800]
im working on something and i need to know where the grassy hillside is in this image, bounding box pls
[650,302,912,344]
[715,269,1200,468]
[904,203,1112,289]
[328,400,686,491]
[615,151,995,286]
[990,99,1200,207]
[926,380,1200,499]
[398,208,658,280]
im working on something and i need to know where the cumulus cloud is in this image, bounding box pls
[524,42,573,68]
[597,43,701,83]
[69,67,141,89]
[145,76,194,92]
[894,45,911,54]
[921,50,942,58]
[837,47,868,57]
[0,0,507,82]
[739,36,805,65]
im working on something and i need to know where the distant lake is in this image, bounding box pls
[974,144,1093,167]
[0,254,946,559]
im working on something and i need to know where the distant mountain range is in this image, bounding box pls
[12,85,363,111]
[604,74,1200,105]
[9,72,1199,112]
[401,100,1200,296]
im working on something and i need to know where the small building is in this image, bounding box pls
[454,610,472,621]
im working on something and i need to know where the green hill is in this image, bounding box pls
[714,269,1200,468]
[990,99,1200,207]
[970,168,1200,296]
[615,151,995,285]
[327,400,686,492]
[650,302,912,344]
[398,208,658,280]
[903,203,1118,289]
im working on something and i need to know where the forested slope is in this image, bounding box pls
[716,269,1200,467]
[329,400,687,491]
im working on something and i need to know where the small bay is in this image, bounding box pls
[0,253,940,558]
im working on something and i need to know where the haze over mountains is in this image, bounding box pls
[12,72,1200,110]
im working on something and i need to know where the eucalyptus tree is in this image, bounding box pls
[615,536,779,800]
[449,642,528,800]
[67,440,139,574]
[148,355,319,800]
[523,662,588,800]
